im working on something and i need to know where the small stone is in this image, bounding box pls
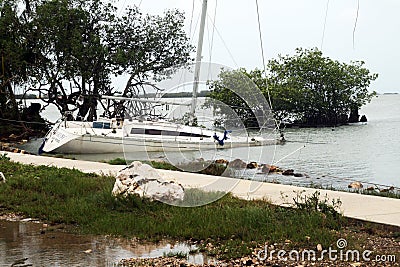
[316,244,323,251]
[246,162,258,169]
[261,164,278,173]
[348,181,363,189]
[83,249,92,254]
[215,159,229,165]
[228,159,247,169]
[282,169,294,176]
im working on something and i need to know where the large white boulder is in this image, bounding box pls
[112,161,184,202]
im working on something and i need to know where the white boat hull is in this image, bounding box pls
[41,119,277,154]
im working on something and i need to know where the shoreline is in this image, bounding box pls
[0,155,399,266]
[1,151,400,227]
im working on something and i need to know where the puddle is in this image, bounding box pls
[0,220,214,267]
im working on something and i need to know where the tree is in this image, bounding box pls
[0,0,26,120]
[28,0,116,120]
[0,0,46,137]
[0,0,193,139]
[208,48,378,128]
[207,68,275,129]
[106,7,193,118]
[267,48,378,126]
[28,0,193,121]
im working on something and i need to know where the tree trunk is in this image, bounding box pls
[348,106,359,123]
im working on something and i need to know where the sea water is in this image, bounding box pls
[20,95,400,189]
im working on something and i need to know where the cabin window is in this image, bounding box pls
[93,122,111,129]
[130,128,210,138]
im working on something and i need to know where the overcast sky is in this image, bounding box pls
[117,0,400,93]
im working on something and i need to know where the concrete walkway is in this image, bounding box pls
[2,152,400,227]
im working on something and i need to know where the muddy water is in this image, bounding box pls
[0,220,210,267]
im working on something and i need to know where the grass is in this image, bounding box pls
[163,251,188,259]
[0,157,349,260]
[358,188,400,199]
[104,157,127,165]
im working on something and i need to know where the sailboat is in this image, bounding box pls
[39,0,278,154]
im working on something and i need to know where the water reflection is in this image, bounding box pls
[0,221,210,267]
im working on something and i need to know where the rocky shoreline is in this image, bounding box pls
[118,227,400,266]
[0,140,32,155]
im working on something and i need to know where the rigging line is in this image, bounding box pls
[273,144,306,165]
[207,0,218,81]
[118,0,128,16]
[255,0,271,106]
[188,0,196,40]
[255,0,280,168]
[296,131,310,161]
[320,0,330,51]
[353,0,360,49]
[209,21,239,68]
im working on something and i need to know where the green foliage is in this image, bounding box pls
[0,0,30,120]
[207,68,274,129]
[292,190,342,219]
[106,158,127,165]
[268,48,377,125]
[163,251,188,259]
[0,0,193,123]
[208,48,378,128]
[0,153,10,161]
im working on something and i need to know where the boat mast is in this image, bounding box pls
[190,0,208,123]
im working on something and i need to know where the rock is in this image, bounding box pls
[228,159,247,169]
[261,164,278,173]
[366,186,375,191]
[214,159,229,165]
[379,187,393,193]
[316,244,323,252]
[348,181,363,189]
[360,115,368,122]
[293,173,304,177]
[8,134,17,140]
[282,169,294,176]
[0,172,5,183]
[112,161,184,202]
[246,162,258,169]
